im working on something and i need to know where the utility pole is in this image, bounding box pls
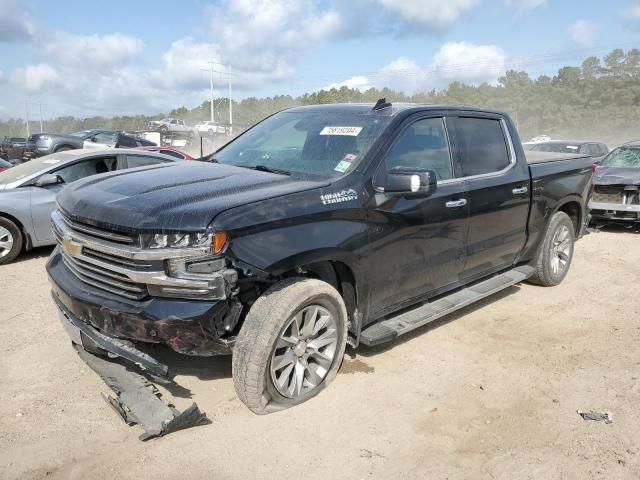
[228,64,233,135]
[201,62,233,133]
[39,102,43,133]
[25,101,30,137]
[208,62,215,122]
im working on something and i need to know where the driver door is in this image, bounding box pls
[30,155,120,242]
[366,115,470,318]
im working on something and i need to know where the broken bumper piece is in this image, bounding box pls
[55,295,208,440]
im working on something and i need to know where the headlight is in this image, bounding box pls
[140,231,228,254]
[141,232,207,249]
[38,135,51,142]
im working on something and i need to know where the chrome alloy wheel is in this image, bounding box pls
[0,226,14,258]
[550,224,571,275]
[270,305,339,399]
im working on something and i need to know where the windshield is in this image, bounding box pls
[0,154,65,183]
[531,143,579,153]
[601,147,640,167]
[212,111,391,179]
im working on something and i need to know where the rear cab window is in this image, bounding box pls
[448,116,512,178]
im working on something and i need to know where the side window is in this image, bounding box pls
[126,155,168,168]
[54,156,118,184]
[170,119,177,125]
[450,117,511,177]
[92,132,117,145]
[384,117,453,180]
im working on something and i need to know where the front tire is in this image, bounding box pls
[232,278,348,414]
[529,211,575,286]
[0,217,23,265]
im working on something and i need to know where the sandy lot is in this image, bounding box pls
[1,227,639,480]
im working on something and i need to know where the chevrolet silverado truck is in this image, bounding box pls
[47,101,593,415]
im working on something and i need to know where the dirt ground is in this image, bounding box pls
[1,226,640,480]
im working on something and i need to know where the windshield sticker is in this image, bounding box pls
[334,160,352,173]
[43,159,61,164]
[321,188,358,205]
[343,153,357,162]
[320,126,363,136]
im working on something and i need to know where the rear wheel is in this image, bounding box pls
[233,278,348,414]
[529,211,575,286]
[0,217,23,265]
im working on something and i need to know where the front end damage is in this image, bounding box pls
[46,209,249,439]
[589,184,640,223]
[54,295,208,440]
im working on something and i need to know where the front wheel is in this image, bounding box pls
[0,217,23,265]
[529,211,575,286]
[232,278,348,414]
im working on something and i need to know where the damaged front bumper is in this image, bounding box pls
[54,292,208,440]
[589,201,640,222]
[47,249,236,356]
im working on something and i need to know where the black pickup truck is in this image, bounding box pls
[47,101,592,415]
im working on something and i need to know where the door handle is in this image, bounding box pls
[446,199,467,208]
[512,186,528,195]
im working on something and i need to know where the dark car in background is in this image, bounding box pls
[589,141,640,224]
[23,130,156,160]
[0,137,27,160]
[529,140,608,160]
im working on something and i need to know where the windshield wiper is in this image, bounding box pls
[244,164,291,176]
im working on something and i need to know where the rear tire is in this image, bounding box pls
[0,217,23,265]
[529,211,575,287]
[232,277,348,414]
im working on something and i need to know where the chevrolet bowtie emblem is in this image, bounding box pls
[62,236,80,256]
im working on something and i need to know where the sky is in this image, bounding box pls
[0,0,639,119]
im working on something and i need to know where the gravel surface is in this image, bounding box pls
[1,227,639,479]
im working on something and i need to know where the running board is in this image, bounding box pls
[360,265,535,347]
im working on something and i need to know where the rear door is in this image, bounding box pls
[447,114,530,282]
[367,115,470,317]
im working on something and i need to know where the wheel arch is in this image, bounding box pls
[553,196,584,236]
[0,211,31,251]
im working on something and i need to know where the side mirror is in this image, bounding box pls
[34,173,62,187]
[383,167,437,197]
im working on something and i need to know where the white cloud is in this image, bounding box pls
[623,3,640,30]
[375,0,479,31]
[42,32,143,68]
[10,64,60,92]
[571,20,598,47]
[432,42,506,83]
[504,0,547,12]
[0,0,33,43]
[208,0,343,75]
[323,42,507,94]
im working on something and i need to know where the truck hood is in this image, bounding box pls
[593,166,640,186]
[57,161,328,232]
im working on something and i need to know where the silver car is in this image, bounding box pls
[0,148,182,265]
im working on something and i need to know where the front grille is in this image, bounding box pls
[61,251,148,301]
[592,187,624,204]
[59,211,135,245]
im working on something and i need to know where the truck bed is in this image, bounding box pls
[525,151,590,164]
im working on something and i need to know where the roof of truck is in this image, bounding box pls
[285,103,507,117]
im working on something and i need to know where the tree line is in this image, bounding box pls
[1,49,639,146]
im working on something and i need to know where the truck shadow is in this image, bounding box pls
[353,285,520,359]
[13,246,55,264]
[134,345,231,399]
